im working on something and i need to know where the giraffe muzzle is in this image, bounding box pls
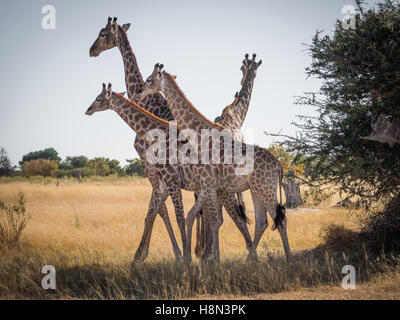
[89,49,99,57]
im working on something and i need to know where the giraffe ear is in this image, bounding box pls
[122,23,130,32]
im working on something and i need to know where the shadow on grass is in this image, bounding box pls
[1,234,399,299]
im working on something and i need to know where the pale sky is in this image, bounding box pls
[0,0,372,167]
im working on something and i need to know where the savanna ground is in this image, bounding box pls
[0,177,399,299]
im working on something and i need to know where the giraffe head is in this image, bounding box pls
[85,83,114,115]
[89,17,131,57]
[137,63,166,98]
[240,53,262,86]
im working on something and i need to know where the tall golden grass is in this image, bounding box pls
[0,178,398,299]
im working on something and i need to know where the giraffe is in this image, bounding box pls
[88,17,251,261]
[215,53,262,136]
[85,83,256,262]
[139,65,291,261]
[90,17,182,262]
[195,53,263,257]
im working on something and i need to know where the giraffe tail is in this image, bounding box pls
[237,203,251,224]
[272,166,286,230]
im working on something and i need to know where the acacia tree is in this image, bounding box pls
[277,0,400,207]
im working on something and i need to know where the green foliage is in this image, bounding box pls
[0,147,13,177]
[85,158,110,176]
[0,192,29,248]
[267,144,304,175]
[20,147,61,166]
[85,157,123,176]
[107,159,124,176]
[124,158,145,177]
[280,0,400,206]
[21,159,58,177]
[59,156,88,170]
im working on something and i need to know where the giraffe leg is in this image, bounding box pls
[211,204,223,262]
[165,184,187,262]
[265,201,291,262]
[201,189,220,262]
[200,213,205,255]
[158,203,183,261]
[194,213,204,258]
[194,193,204,258]
[250,191,268,250]
[132,188,168,264]
[221,192,257,260]
[185,191,206,262]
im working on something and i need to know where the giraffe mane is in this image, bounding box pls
[220,98,239,117]
[114,93,176,128]
[164,73,224,130]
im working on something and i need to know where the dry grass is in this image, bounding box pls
[0,178,398,299]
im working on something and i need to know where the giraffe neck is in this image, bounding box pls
[116,28,174,121]
[234,72,256,127]
[161,73,222,133]
[216,71,257,130]
[109,93,170,140]
[116,28,144,98]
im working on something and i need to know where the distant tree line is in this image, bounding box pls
[0,147,145,178]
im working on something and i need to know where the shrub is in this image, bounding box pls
[319,194,400,255]
[19,147,61,166]
[360,195,400,253]
[0,192,30,248]
[124,158,145,177]
[22,159,58,177]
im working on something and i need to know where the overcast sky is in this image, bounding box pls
[0,0,373,167]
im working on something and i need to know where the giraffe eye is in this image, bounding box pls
[146,79,153,84]
[96,96,102,102]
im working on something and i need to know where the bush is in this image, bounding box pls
[319,224,362,251]
[124,158,145,177]
[0,192,30,248]
[20,147,61,166]
[85,158,111,176]
[22,159,58,177]
[267,144,304,176]
[361,195,400,253]
[319,194,400,254]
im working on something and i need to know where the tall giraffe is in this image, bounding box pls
[215,53,262,136]
[89,17,250,260]
[90,17,182,261]
[195,54,263,257]
[139,65,291,261]
[85,83,256,262]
